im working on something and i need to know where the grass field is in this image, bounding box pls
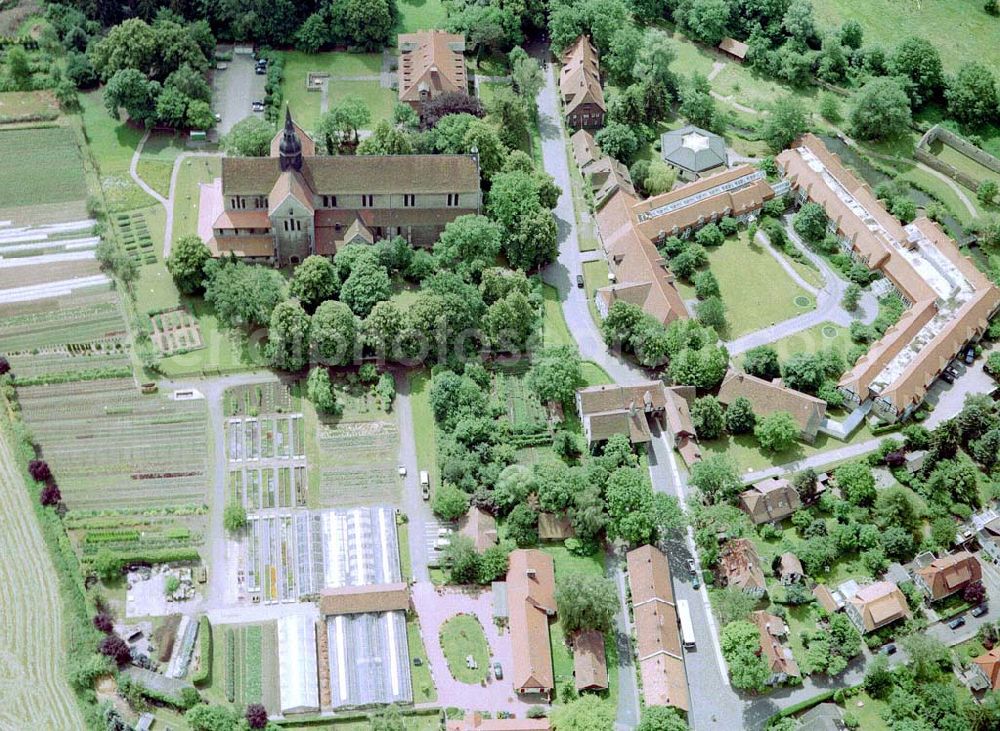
[678,233,814,338]
[406,616,437,702]
[543,283,574,347]
[813,0,1000,73]
[768,321,853,361]
[410,371,439,491]
[18,378,211,510]
[394,0,448,35]
[279,51,387,133]
[0,126,87,218]
[135,131,185,198]
[928,139,1000,185]
[0,428,85,729]
[581,361,613,387]
[0,89,58,121]
[439,614,490,684]
[172,156,221,245]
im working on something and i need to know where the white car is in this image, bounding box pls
[398,465,407,477]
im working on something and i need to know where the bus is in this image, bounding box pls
[676,599,696,649]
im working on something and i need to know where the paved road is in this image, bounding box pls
[213,51,266,136]
[395,372,433,582]
[608,553,641,731]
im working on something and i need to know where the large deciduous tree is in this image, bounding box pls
[528,346,583,405]
[946,63,999,127]
[762,96,808,152]
[222,117,275,157]
[754,411,799,452]
[311,300,358,366]
[289,255,339,311]
[433,215,503,281]
[720,620,770,692]
[849,77,912,141]
[556,572,619,634]
[889,36,944,109]
[268,299,311,371]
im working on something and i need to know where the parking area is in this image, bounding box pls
[213,49,266,135]
[423,518,453,567]
[923,342,999,427]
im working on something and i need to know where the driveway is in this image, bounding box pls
[395,373,434,582]
[410,581,538,715]
[213,49,266,135]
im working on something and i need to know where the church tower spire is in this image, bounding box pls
[279,106,303,172]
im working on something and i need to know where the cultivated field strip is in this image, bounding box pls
[316,420,400,507]
[18,379,210,510]
[0,430,83,730]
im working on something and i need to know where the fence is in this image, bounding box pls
[915,125,1000,191]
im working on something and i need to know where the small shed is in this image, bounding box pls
[539,513,575,541]
[573,630,609,691]
[718,37,749,62]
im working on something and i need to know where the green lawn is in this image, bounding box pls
[394,0,448,35]
[171,156,221,245]
[406,616,437,703]
[131,203,183,312]
[0,126,86,213]
[840,690,890,730]
[410,371,439,491]
[928,138,1000,185]
[440,614,490,684]
[681,233,814,338]
[581,361,612,387]
[582,258,610,323]
[543,284,574,348]
[813,0,1000,73]
[768,322,853,361]
[156,298,267,376]
[279,51,388,133]
[135,131,186,198]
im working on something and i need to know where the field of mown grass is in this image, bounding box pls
[768,321,853,361]
[0,126,87,213]
[394,0,448,35]
[279,51,386,133]
[813,0,1000,73]
[439,613,490,684]
[0,89,58,121]
[0,428,85,730]
[135,131,186,198]
[171,155,221,245]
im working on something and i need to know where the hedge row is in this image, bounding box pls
[82,547,200,566]
[12,366,133,387]
[83,529,141,544]
[191,616,212,687]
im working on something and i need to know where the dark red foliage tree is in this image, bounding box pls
[964,580,987,605]
[93,612,114,633]
[28,459,51,482]
[39,483,61,507]
[420,92,485,128]
[245,703,268,729]
[885,450,906,468]
[0,356,10,375]
[99,634,132,667]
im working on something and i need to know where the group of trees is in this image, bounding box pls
[690,392,798,452]
[742,342,848,409]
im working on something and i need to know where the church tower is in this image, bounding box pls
[279,106,303,172]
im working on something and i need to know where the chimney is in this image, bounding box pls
[526,568,536,579]
[430,65,441,88]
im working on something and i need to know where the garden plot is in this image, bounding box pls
[113,210,156,266]
[17,379,210,510]
[224,382,295,417]
[243,506,401,604]
[149,307,204,356]
[226,415,305,462]
[490,368,549,439]
[230,465,306,509]
[317,420,399,508]
[0,127,88,224]
[224,623,280,712]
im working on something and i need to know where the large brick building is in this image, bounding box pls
[202,109,482,266]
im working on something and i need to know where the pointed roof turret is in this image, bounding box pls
[279,106,303,172]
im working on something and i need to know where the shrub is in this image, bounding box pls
[28,459,51,481]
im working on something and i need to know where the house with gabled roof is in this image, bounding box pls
[718,369,827,443]
[914,551,981,602]
[398,30,467,109]
[507,549,557,698]
[846,581,910,634]
[559,35,605,129]
[718,538,766,598]
[739,476,802,525]
[575,382,667,447]
[972,648,1000,691]
[573,630,608,691]
[752,610,800,685]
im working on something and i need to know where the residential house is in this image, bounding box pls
[779,553,804,585]
[574,382,667,447]
[559,36,605,129]
[972,648,1000,691]
[778,134,1000,421]
[573,630,609,692]
[913,551,981,602]
[589,156,636,209]
[626,545,690,711]
[718,539,766,598]
[739,476,802,525]
[507,550,557,698]
[845,581,911,634]
[458,507,498,552]
[797,703,845,731]
[718,369,828,443]
[538,513,575,541]
[446,713,551,731]
[398,31,467,109]
[204,109,482,265]
[717,37,749,62]
[664,385,701,465]
[974,510,1000,564]
[571,129,601,172]
[904,449,927,474]
[752,610,800,685]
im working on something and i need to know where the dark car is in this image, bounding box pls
[940,370,955,385]
[949,616,967,630]
[576,274,584,288]
[493,662,503,680]
[880,643,897,655]
[972,605,989,618]
[251,100,265,112]
[965,347,976,365]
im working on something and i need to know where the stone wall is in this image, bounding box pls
[916,125,1000,190]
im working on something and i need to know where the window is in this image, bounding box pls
[446,193,460,207]
[322,195,338,208]
[403,193,415,207]
[362,194,374,207]
[254,197,265,208]
[231,197,247,210]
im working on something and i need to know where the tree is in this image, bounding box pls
[309,301,357,366]
[842,283,862,311]
[104,68,160,125]
[637,706,688,731]
[978,180,999,206]
[850,77,912,141]
[781,352,827,393]
[510,47,544,105]
[553,694,616,731]
[946,63,999,126]
[725,396,756,435]
[678,0,732,45]
[289,255,339,310]
[40,483,62,507]
[241,704,267,729]
[669,343,729,390]
[834,461,877,506]
[889,36,945,108]
[205,261,286,328]
[693,270,720,299]
[330,0,395,50]
[93,548,123,582]
[268,300,311,371]
[441,534,480,584]
[743,345,782,381]
[507,503,540,546]
[306,366,340,415]
[421,92,485,128]
[782,0,817,45]
[692,396,725,439]
[605,467,661,545]
[28,459,51,482]
[594,122,639,164]
[713,586,758,625]
[689,454,741,503]
[369,705,406,731]
[720,620,770,691]
[678,74,718,130]
[696,296,727,331]
[793,202,829,243]
[488,171,558,270]
[633,29,678,93]
[319,96,372,149]
[5,46,32,90]
[762,96,808,153]
[433,215,503,280]
[223,504,247,532]
[528,347,583,405]
[964,580,988,605]
[900,633,950,681]
[186,705,243,731]
[222,116,274,156]
[463,119,508,180]
[556,572,619,634]
[340,259,391,317]
[433,482,471,521]
[755,411,799,452]
[100,633,133,667]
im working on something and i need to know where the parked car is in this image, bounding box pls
[880,643,897,655]
[576,274,584,288]
[255,59,268,75]
[251,100,265,112]
[493,662,503,680]
[965,347,976,365]
[949,616,967,630]
[214,113,221,123]
[972,604,989,618]
[940,370,956,385]
[687,558,697,576]
[398,465,407,477]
